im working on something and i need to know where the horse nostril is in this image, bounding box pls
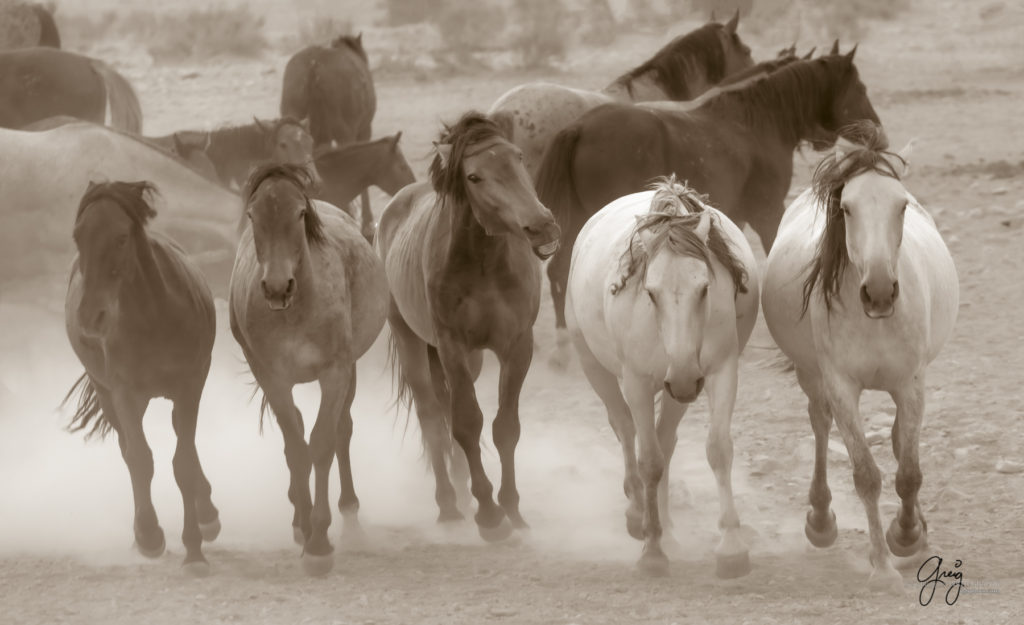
[695,377,705,396]
[892,280,900,299]
[860,284,872,305]
[285,278,296,297]
[93,309,106,329]
[663,381,672,396]
[523,225,540,237]
[261,280,271,299]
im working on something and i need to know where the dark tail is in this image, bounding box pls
[385,330,455,462]
[60,373,113,441]
[90,59,143,134]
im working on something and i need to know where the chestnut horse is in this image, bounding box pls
[376,112,560,539]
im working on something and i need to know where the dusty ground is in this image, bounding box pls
[1,1,1023,624]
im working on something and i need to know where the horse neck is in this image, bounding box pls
[207,125,266,170]
[443,196,509,273]
[326,145,378,189]
[705,71,831,148]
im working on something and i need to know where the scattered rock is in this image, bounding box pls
[865,429,891,446]
[954,448,970,459]
[868,411,895,429]
[991,187,1008,196]
[489,607,518,618]
[827,439,849,459]
[179,71,200,80]
[995,458,1024,474]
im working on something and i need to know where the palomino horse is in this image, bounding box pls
[0,48,141,132]
[566,177,758,576]
[762,124,959,593]
[313,132,415,237]
[282,34,377,240]
[488,11,753,180]
[62,181,220,575]
[0,123,242,292]
[229,164,388,576]
[376,112,560,539]
[149,117,321,190]
[537,47,882,367]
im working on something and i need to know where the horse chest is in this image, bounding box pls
[433,280,531,349]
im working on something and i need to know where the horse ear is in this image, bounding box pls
[803,47,816,60]
[491,111,515,141]
[299,117,311,132]
[433,141,452,167]
[390,131,403,150]
[172,132,187,155]
[356,32,363,45]
[896,139,915,178]
[845,43,859,61]
[829,39,840,55]
[725,8,740,33]
[710,9,716,22]
[253,117,270,135]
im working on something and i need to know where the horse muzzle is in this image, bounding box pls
[860,279,898,319]
[664,376,705,404]
[526,222,561,260]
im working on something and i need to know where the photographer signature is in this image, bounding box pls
[917,555,963,606]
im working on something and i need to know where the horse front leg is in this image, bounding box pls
[704,359,750,579]
[108,389,163,559]
[824,369,903,594]
[622,369,667,576]
[261,379,312,547]
[886,374,929,558]
[654,393,689,555]
[796,366,838,548]
[437,337,508,542]
[493,331,534,529]
[302,362,354,576]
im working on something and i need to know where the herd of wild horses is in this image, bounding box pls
[1,8,960,593]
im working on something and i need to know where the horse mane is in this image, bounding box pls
[611,22,731,100]
[700,55,856,145]
[716,53,799,88]
[244,163,326,245]
[611,175,749,296]
[428,111,507,211]
[331,34,367,63]
[75,180,158,228]
[211,117,305,150]
[801,121,905,315]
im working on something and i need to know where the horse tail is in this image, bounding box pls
[90,59,143,134]
[61,373,113,440]
[32,4,61,48]
[535,124,583,238]
[386,329,414,416]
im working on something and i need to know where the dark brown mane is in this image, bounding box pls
[331,34,367,62]
[801,121,905,315]
[244,163,326,246]
[75,180,158,229]
[700,55,857,145]
[428,111,508,211]
[611,22,738,100]
[611,176,749,296]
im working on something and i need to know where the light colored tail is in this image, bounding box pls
[91,59,143,134]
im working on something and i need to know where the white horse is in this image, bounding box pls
[566,177,759,576]
[761,128,959,593]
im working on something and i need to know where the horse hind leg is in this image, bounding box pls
[885,378,928,559]
[492,332,535,530]
[796,367,839,548]
[335,366,366,544]
[389,311,461,522]
[427,345,474,514]
[570,328,642,541]
[170,388,213,576]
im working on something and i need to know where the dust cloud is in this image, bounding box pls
[0,284,863,568]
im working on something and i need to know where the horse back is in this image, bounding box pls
[0,48,104,129]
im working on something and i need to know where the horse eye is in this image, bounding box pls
[647,290,657,304]
[467,174,482,183]
[700,285,709,299]
[298,209,306,220]
[901,202,908,214]
[840,204,851,216]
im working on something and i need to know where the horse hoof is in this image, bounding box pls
[478,517,514,543]
[637,547,670,577]
[437,508,465,523]
[868,565,905,595]
[626,512,644,541]
[886,517,928,557]
[199,517,221,543]
[135,532,166,559]
[182,559,211,578]
[301,551,334,577]
[292,526,305,546]
[804,509,838,548]
[547,349,571,371]
[715,551,751,579]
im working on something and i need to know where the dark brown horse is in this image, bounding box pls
[150,118,321,191]
[536,47,883,366]
[312,132,415,237]
[376,112,560,540]
[62,181,220,575]
[0,2,60,48]
[281,34,377,240]
[230,164,388,576]
[0,48,141,132]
